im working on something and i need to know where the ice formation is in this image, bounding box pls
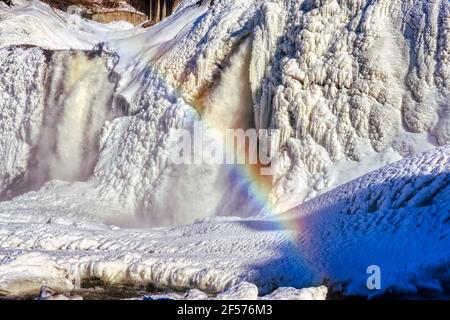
[0,146,449,298]
[0,0,449,299]
[135,283,328,300]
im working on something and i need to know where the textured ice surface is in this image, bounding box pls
[0,0,449,299]
[0,0,448,221]
[137,283,327,300]
[0,46,46,198]
[0,146,449,298]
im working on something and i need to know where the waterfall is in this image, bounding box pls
[7,49,119,196]
[39,51,115,181]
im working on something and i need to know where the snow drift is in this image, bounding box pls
[0,146,448,298]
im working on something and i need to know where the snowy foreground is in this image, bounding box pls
[0,146,449,298]
[0,0,449,299]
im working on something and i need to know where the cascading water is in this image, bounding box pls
[0,0,271,226]
[34,50,116,183]
[0,46,119,199]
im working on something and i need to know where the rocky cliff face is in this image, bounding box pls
[146,0,182,23]
[90,10,147,25]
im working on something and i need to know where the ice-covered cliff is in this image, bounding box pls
[1,0,448,225]
[0,0,449,298]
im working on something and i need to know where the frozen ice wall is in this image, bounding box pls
[100,0,449,218]
[0,0,448,227]
[252,0,450,210]
[0,47,46,198]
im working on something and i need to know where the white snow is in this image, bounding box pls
[0,0,449,299]
[38,286,83,300]
[260,286,328,300]
[0,0,136,50]
[135,283,327,300]
[0,146,449,298]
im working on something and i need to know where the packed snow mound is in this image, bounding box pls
[0,146,448,298]
[286,145,450,297]
[260,285,328,300]
[292,144,450,217]
[135,283,327,300]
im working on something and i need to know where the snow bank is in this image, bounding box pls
[138,283,327,300]
[286,145,450,297]
[0,146,449,298]
[0,252,74,296]
[260,286,328,300]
